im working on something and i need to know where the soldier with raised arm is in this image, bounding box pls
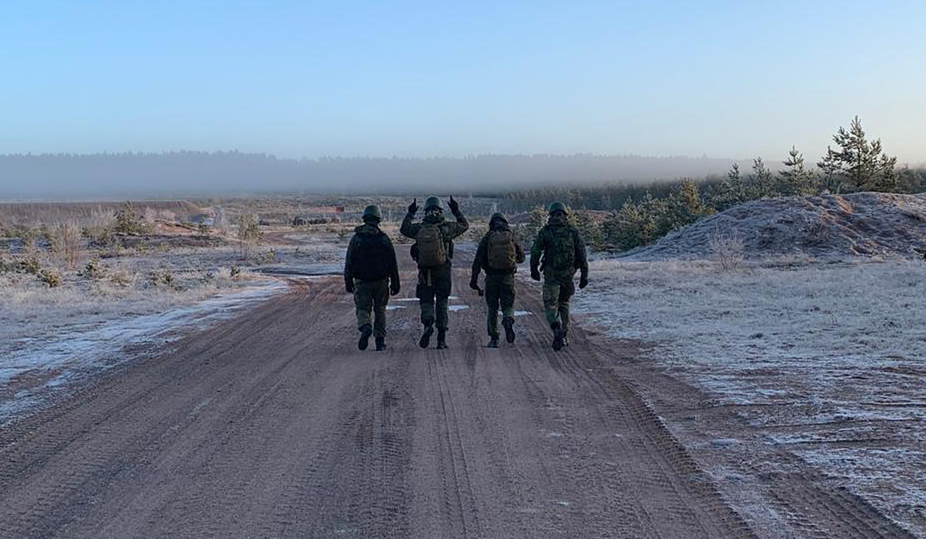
[400,196,468,349]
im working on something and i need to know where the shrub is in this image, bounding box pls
[230,265,242,279]
[38,267,62,287]
[113,201,149,235]
[21,257,41,275]
[82,257,107,279]
[50,222,84,269]
[709,233,745,271]
[149,269,175,289]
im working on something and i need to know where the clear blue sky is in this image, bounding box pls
[2,1,924,163]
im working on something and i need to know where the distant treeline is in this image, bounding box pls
[501,117,926,252]
[0,151,746,199]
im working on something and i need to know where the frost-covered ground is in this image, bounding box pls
[574,257,926,535]
[0,241,347,425]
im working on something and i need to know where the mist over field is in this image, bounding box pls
[0,152,753,200]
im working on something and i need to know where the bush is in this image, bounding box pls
[38,267,62,287]
[709,233,745,271]
[114,201,149,235]
[21,257,41,275]
[50,222,84,269]
[149,269,176,289]
[82,258,107,279]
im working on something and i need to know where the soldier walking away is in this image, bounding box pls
[401,196,469,349]
[471,213,525,348]
[530,202,589,351]
[344,205,401,351]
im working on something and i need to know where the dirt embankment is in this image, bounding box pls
[630,192,926,260]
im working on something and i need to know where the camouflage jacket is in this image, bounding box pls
[400,210,469,266]
[529,217,589,278]
[344,223,399,285]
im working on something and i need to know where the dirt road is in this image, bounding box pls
[0,264,913,538]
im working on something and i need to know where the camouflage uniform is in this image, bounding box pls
[471,214,525,341]
[530,210,588,344]
[344,221,400,342]
[400,200,468,334]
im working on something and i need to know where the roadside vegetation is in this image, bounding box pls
[500,116,926,252]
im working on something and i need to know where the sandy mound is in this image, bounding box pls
[629,192,926,260]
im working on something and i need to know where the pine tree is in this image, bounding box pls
[817,116,897,193]
[748,157,776,199]
[715,163,747,210]
[779,146,817,196]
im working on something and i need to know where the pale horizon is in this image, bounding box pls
[2,1,925,168]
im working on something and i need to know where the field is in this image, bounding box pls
[0,194,923,538]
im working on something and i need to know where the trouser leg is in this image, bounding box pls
[485,276,501,338]
[354,280,373,330]
[371,279,389,337]
[435,294,449,330]
[558,278,575,335]
[499,275,516,323]
[542,279,562,327]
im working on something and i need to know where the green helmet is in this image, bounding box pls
[548,201,568,215]
[489,212,508,223]
[362,204,382,221]
[424,196,442,212]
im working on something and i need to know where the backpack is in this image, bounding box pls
[351,233,391,281]
[415,224,447,268]
[486,230,517,270]
[545,226,576,271]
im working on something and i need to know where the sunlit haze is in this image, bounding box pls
[2,1,924,164]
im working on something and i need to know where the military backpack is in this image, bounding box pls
[415,224,447,268]
[351,233,391,281]
[544,226,576,271]
[486,230,517,271]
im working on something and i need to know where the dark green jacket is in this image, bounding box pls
[344,223,399,286]
[529,216,589,278]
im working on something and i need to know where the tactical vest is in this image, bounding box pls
[545,226,576,271]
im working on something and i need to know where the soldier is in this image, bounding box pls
[344,205,401,351]
[529,202,589,351]
[470,213,525,348]
[400,196,469,349]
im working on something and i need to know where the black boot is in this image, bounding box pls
[502,317,516,344]
[551,322,564,351]
[436,329,448,349]
[487,336,499,348]
[375,336,386,351]
[419,323,434,348]
[358,324,373,351]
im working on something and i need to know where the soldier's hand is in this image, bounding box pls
[390,281,401,296]
[579,275,589,289]
[469,277,480,291]
[448,196,460,214]
[530,267,541,281]
[408,198,418,215]
[345,279,355,294]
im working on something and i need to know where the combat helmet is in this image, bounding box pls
[424,196,442,212]
[362,204,382,222]
[548,201,568,215]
